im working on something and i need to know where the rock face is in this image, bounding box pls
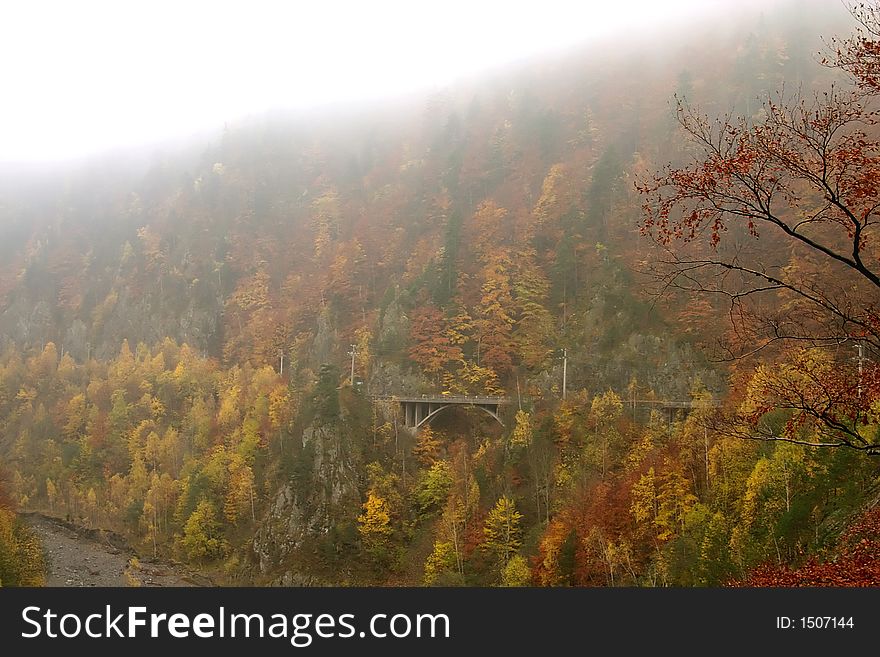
[251,418,360,583]
[251,483,305,576]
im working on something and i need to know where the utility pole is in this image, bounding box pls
[855,342,866,399]
[562,348,568,400]
[279,350,284,376]
[349,344,357,386]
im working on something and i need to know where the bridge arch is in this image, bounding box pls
[413,402,503,430]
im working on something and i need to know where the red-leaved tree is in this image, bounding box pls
[638,2,880,454]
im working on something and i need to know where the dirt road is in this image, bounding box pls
[25,514,209,587]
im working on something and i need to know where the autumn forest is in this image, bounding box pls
[2,0,880,587]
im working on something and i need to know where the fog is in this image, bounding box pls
[0,0,809,165]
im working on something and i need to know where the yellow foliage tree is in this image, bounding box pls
[510,410,533,449]
[357,492,392,552]
[483,495,523,563]
[501,554,532,586]
[0,507,46,586]
[423,540,459,586]
[413,425,443,466]
[182,500,223,562]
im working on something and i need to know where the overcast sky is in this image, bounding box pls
[1,1,770,162]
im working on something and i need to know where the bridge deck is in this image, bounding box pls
[372,395,510,404]
[632,399,720,409]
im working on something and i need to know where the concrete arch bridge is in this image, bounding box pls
[372,395,510,431]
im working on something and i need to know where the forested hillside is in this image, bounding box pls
[1,1,878,586]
